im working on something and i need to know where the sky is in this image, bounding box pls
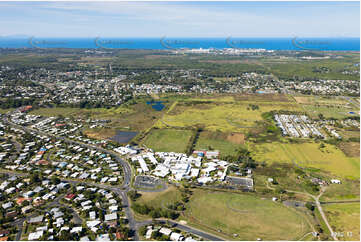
[0,1,359,38]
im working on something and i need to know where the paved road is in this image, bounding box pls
[136,219,225,241]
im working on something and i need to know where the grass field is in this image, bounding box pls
[182,189,311,241]
[135,186,182,209]
[194,131,244,156]
[323,203,360,241]
[249,142,360,179]
[156,101,302,132]
[30,106,134,117]
[302,104,356,119]
[322,180,360,201]
[30,101,169,131]
[143,128,193,153]
[293,95,349,106]
[0,108,14,114]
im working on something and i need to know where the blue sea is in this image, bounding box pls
[0,37,359,51]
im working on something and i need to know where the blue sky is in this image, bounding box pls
[0,1,359,38]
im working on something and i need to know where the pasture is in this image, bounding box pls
[323,203,360,241]
[143,128,193,153]
[249,142,360,179]
[182,189,311,241]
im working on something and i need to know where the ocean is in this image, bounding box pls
[0,37,359,51]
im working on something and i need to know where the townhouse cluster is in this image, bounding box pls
[274,114,324,138]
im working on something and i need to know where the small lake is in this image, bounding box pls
[110,131,138,143]
[146,100,165,111]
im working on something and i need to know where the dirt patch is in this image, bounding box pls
[83,128,116,140]
[227,133,245,144]
[338,142,360,157]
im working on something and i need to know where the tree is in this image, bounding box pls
[305,202,315,211]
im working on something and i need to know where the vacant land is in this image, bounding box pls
[323,203,360,241]
[194,131,244,156]
[249,142,360,179]
[182,190,310,241]
[83,127,117,140]
[157,101,302,132]
[135,186,182,209]
[338,142,360,157]
[143,128,193,153]
[322,179,360,201]
[30,101,168,131]
[302,104,356,119]
[293,95,349,106]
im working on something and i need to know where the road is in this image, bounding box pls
[136,219,225,241]
[3,114,224,241]
[286,187,338,241]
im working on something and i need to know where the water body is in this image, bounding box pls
[110,131,138,143]
[146,100,165,111]
[0,37,359,50]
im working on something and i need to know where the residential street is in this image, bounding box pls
[3,115,224,241]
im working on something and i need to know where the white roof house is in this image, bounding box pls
[159,227,172,236]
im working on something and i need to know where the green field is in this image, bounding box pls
[182,189,311,241]
[302,104,357,119]
[0,108,14,114]
[156,101,302,132]
[323,203,360,241]
[194,131,244,156]
[135,186,182,209]
[143,128,193,153]
[322,180,360,201]
[30,101,169,131]
[30,106,133,117]
[249,142,360,179]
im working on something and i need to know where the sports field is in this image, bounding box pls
[249,142,360,179]
[323,203,360,241]
[143,128,193,153]
[183,190,311,241]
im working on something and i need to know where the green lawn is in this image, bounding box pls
[143,128,193,153]
[182,189,311,241]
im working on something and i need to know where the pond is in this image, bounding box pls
[146,100,165,111]
[110,131,138,143]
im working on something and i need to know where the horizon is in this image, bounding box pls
[0,1,359,38]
